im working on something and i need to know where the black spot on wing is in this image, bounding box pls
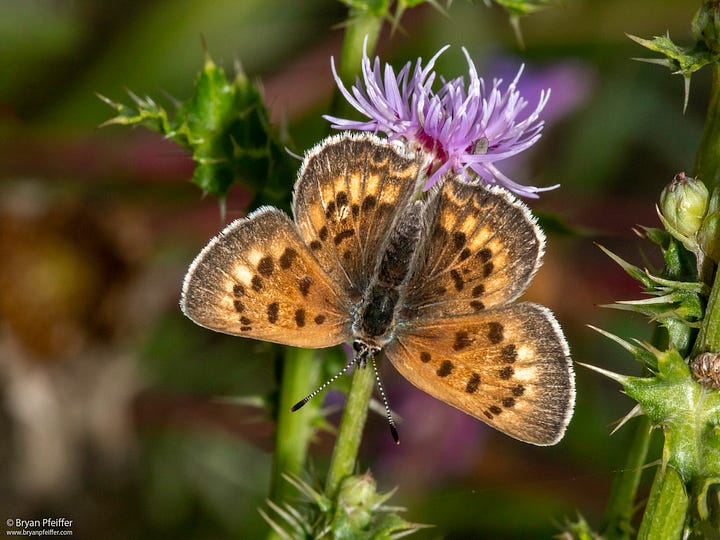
[279,247,298,269]
[267,302,279,324]
[487,322,504,344]
[437,360,454,377]
[465,373,481,393]
[334,229,355,245]
[299,276,313,296]
[452,330,472,351]
[257,256,274,277]
[251,275,263,292]
[502,397,516,408]
[501,344,517,363]
[450,269,464,291]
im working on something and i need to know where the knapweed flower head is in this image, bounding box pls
[324,42,555,198]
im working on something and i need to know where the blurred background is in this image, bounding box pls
[0,0,706,538]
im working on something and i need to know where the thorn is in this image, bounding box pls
[576,361,629,384]
[610,404,644,435]
[509,15,525,50]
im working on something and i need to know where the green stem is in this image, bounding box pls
[692,59,720,357]
[328,6,383,121]
[600,415,654,540]
[637,466,689,539]
[692,266,720,356]
[269,347,323,503]
[324,361,376,497]
[694,62,720,191]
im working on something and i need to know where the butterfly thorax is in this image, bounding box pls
[352,202,423,365]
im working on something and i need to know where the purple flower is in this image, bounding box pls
[324,43,556,198]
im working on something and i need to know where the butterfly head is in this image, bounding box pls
[352,340,381,368]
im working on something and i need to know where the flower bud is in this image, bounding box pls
[334,474,377,532]
[659,173,709,240]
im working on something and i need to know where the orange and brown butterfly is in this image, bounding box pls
[181,132,575,445]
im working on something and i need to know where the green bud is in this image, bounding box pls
[331,473,378,536]
[659,173,709,240]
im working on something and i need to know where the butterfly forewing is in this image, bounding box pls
[181,207,352,348]
[403,179,544,318]
[385,303,574,445]
[293,134,424,294]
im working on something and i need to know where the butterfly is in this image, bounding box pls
[181,133,575,445]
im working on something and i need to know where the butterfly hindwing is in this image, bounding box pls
[293,133,424,295]
[181,207,352,348]
[402,179,544,318]
[385,303,574,445]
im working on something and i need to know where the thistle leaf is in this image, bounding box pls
[101,52,294,207]
[627,32,720,112]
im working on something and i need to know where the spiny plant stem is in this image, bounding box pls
[269,347,323,504]
[600,415,654,539]
[637,44,720,540]
[692,61,720,357]
[693,266,720,356]
[694,62,720,190]
[325,360,376,497]
[637,466,689,539]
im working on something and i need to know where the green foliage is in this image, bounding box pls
[558,513,603,540]
[587,346,720,537]
[622,348,720,483]
[598,234,705,356]
[262,473,428,539]
[487,0,554,47]
[100,52,294,208]
[629,2,720,111]
[628,33,718,81]
[339,0,448,32]
[490,0,554,17]
[593,172,720,536]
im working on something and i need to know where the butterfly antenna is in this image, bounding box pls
[290,357,355,412]
[371,357,400,445]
